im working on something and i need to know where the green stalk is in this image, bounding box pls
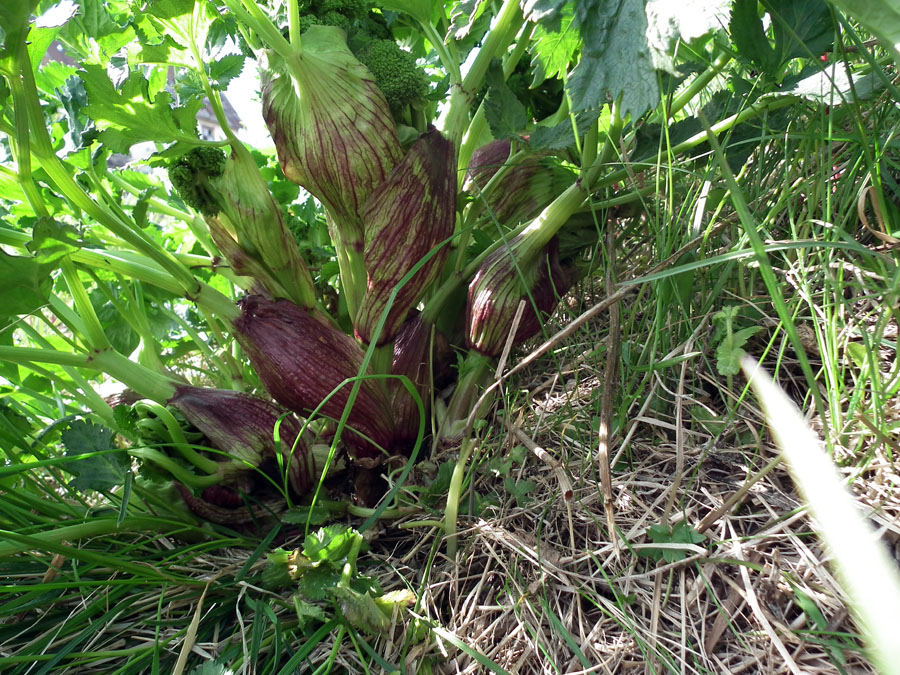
[457,101,489,177]
[105,172,194,224]
[0,517,205,560]
[288,0,302,46]
[72,247,237,321]
[667,52,732,120]
[225,0,296,64]
[17,324,116,425]
[59,257,112,352]
[330,218,367,323]
[46,295,88,346]
[134,401,220,475]
[159,306,236,386]
[8,44,203,299]
[106,172,219,256]
[421,20,461,84]
[7,66,49,219]
[460,0,524,100]
[444,436,477,559]
[440,0,525,148]
[127,448,218,488]
[0,346,178,404]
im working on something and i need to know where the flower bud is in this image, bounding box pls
[354,128,456,344]
[261,25,403,250]
[233,295,394,459]
[466,140,573,226]
[389,313,451,448]
[169,386,314,495]
[466,235,570,357]
[210,144,317,309]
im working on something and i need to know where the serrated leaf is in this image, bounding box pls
[529,11,577,86]
[292,597,327,623]
[113,405,140,441]
[503,477,536,507]
[62,419,130,492]
[330,586,390,635]
[297,564,342,601]
[730,0,777,72]
[765,0,833,65]
[303,525,359,563]
[58,74,97,149]
[208,53,244,89]
[567,0,658,118]
[522,0,569,31]
[80,64,204,153]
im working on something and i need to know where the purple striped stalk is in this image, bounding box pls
[354,128,456,344]
[389,313,451,449]
[233,295,395,459]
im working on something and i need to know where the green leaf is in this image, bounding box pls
[330,585,390,634]
[483,62,528,139]
[567,0,658,118]
[292,596,327,625]
[61,419,130,492]
[376,0,435,26]
[448,0,488,39]
[0,251,53,320]
[374,589,417,616]
[530,107,603,151]
[303,525,359,563]
[764,0,833,65]
[522,0,570,31]
[80,63,204,153]
[529,10,577,86]
[503,477,536,507]
[716,325,762,376]
[644,523,706,563]
[297,564,342,602]
[28,217,84,265]
[188,661,234,675]
[92,292,139,356]
[730,0,777,72]
[58,76,97,150]
[113,405,140,442]
[844,341,868,369]
[208,53,244,89]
